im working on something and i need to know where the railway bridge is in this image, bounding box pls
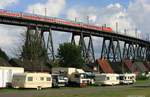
[0,9,150,72]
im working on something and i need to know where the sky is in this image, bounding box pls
[0,0,150,58]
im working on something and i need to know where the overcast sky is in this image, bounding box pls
[0,0,149,58]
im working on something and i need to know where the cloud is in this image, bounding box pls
[0,0,149,59]
[67,3,138,37]
[67,6,97,23]
[0,0,19,9]
[0,0,24,58]
[26,0,66,17]
[0,0,67,58]
[66,2,150,58]
[128,0,150,39]
[0,25,25,57]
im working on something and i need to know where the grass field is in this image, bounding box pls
[36,87,149,97]
[0,80,149,97]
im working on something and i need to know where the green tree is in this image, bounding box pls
[0,48,9,60]
[57,43,84,68]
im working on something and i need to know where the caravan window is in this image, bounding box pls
[46,77,51,81]
[40,77,44,81]
[116,77,119,80]
[106,77,110,80]
[28,77,33,81]
[124,77,126,79]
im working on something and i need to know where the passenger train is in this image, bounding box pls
[0,9,112,32]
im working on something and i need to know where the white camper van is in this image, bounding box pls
[95,73,120,86]
[119,73,136,84]
[0,66,24,88]
[12,73,52,90]
[52,67,90,87]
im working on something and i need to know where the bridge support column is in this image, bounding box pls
[41,28,55,61]
[146,47,150,61]
[71,32,95,64]
[22,26,55,64]
[101,37,121,62]
[123,42,135,60]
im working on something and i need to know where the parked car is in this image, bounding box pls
[52,74,68,87]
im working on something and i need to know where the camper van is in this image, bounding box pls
[0,66,24,88]
[95,73,120,86]
[119,73,136,84]
[52,67,90,87]
[12,73,52,90]
[69,72,90,87]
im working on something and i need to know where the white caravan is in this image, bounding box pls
[95,73,120,86]
[0,66,24,88]
[119,73,136,84]
[12,73,52,90]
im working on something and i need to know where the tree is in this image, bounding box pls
[20,29,51,71]
[0,48,9,60]
[57,43,85,68]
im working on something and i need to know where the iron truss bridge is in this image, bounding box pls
[0,9,149,63]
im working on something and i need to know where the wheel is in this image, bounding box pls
[37,86,42,90]
[13,86,19,89]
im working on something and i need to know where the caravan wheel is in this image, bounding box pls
[13,86,19,89]
[37,86,42,90]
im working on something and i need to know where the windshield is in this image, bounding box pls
[58,76,64,80]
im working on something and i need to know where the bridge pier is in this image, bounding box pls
[71,32,95,64]
[101,37,121,62]
[123,42,135,60]
[22,26,55,63]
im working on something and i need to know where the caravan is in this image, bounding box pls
[12,73,52,89]
[95,73,120,86]
[0,66,24,88]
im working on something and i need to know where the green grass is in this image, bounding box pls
[135,79,150,85]
[0,80,150,97]
[0,88,17,92]
[36,87,150,97]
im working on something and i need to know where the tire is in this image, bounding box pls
[37,86,42,90]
